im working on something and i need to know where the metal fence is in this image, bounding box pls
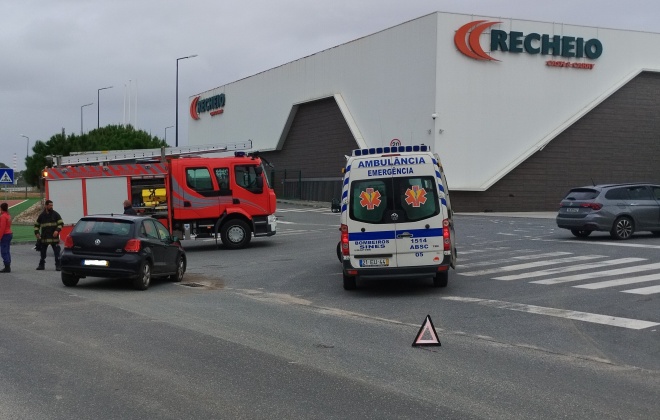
[269,170,342,202]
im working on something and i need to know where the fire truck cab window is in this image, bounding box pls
[214,168,230,190]
[186,168,214,192]
[235,165,261,193]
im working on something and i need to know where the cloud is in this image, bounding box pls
[1,0,659,169]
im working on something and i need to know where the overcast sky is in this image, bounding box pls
[2,0,659,170]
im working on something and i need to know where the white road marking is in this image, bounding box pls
[458,255,606,277]
[622,285,660,295]
[442,297,660,330]
[532,262,660,285]
[457,252,572,269]
[457,248,537,263]
[535,237,660,250]
[459,247,511,255]
[493,258,646,281]
[574,273,660,289]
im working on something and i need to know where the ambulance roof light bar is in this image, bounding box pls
[56,140,252,166]
[352,144,428,157]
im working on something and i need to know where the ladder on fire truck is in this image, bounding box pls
[52,140,253,167]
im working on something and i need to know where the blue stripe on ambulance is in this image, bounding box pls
[341,167,350,213]
[349,228,443,241]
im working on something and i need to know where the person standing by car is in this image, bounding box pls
[123,199,137,215]
[34,200,64,271]
[0,203,12,273]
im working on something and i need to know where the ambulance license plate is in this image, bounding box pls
[83,260,109,267]
[359,258,389,267]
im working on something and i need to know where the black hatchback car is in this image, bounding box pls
[60,215,186,290]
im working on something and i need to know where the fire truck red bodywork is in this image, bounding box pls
[44,154,277,249]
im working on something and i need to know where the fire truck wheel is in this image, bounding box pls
[221,220,252,249]
[61,272,79,287]
[133,261,152,290]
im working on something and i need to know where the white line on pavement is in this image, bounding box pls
[574,273,660,289]
[493,258,646,281]
[458,255,606,277]
[441,297,660,330]
[459,247,511,255]
[531,262,660,285]
[534,238,660,250]
[456,252,572,269]
[622,285,660,295]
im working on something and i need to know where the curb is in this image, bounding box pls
[277,199,331,209]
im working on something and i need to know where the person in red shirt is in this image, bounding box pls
[0,202,12,273]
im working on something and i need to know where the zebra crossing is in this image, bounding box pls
[456,247,660,295]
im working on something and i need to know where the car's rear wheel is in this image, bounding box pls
[61,272,79,287]
[169,255,185,282]
[610,216,634,240]
[571,229,592,238]
[133,261,152,290]
[221,219,251,249]
[433,271,448,287]
[343,273,357,290]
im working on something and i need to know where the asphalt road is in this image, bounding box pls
[1,205,659,419]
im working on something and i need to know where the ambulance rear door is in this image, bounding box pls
[390,167,446,269]
[346,164,398,270]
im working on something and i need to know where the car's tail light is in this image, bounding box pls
[580,203,603,210]
[63,235,73,249]
[124,239,141,253]
[443,219,451,251]
[340,224,350,256]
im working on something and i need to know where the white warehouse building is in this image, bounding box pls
[188,11,660,212]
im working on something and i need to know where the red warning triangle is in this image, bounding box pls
[412,315,441,347]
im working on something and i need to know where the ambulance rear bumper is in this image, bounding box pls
[342,255,451,279]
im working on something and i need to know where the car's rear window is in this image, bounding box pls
[604,187,631,200]
[564,188,599,200]
[73,219,133,236]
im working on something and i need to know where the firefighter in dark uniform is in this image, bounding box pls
[34,200,64,271]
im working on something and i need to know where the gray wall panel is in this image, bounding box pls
[451,71,660,212]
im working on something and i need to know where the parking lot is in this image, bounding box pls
[3,203,659,419]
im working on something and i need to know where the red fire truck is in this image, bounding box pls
[43,141,277,249]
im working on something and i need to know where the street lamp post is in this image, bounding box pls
[176,54,198,147]
[80,103,94,135]
[97,86,113,129]
[20,134,29,198]
[165,125,174,145]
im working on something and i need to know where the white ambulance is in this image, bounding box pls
[338,145,456,290]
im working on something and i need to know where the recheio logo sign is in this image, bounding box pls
[190,93,225,120]
[454,20,603,62]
